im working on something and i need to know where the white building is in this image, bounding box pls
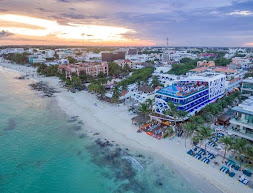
[125,54,154,63]
[153,73,226,121]
[45,50,55,58]
[85,53,102,62]
[229,97,253,143]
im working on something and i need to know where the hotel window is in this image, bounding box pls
[245,114,253,123]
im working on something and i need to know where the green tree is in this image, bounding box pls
[184,122,197,148]
[97,72,106,78]
[112,86,120,103]
[151,76,160,88]
[245,146,253,168]
[220,136,233,162]
[67,56,77,64]
[138,100,152,121]
[195,126,213,154]
[232,138,248,170]
[108,62,121,77]
[165,102,187,133]
[214,58,231,66]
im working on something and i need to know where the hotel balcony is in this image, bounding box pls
[229,118,253,142]
[228,127,253,142]
[230,118,253,130]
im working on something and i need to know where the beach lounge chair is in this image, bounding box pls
[195,154,201,160]
[187,150,193,156]
[205,159,210,164]
[201,157,207,162]
[208,154,215,159]
[193,147,198,152]
[198,149,206,155]
[234,165,240,171]
[220,166,229,174]
[243,170,252,177]
[225,160,235,167]
[229,172,235,177]
[220,166,225,172]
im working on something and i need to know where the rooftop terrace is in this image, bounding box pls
[157,80,208,98]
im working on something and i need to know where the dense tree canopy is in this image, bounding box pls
[214,58,231,66]
[168,58,198,75]
[118,67,154,86]
[67,56,77,64]
[3,53,29,65]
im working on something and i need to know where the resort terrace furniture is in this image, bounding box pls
[239,176,249,185]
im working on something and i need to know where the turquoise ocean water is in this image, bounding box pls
[0,69,198,193]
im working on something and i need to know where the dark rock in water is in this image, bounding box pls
[95,139,106,147]
[125,148,129,151]
[4,119,16,131]
[68,116,78,122]
[158,182,163,186]
[77,150,82,156]
[137,154,143,158]
[117,183,131,192]
[16,75,26,80]
[79,134,86,138]
[122,161,136,178]
[93,132,100,136]
[78,120,83,124]
[73,126,82,131]
[95,139,113,148]
[29,81,58,97]
[35,161,42,168]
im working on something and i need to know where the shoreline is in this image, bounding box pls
[0,62,250,193]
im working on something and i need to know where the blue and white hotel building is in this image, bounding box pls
[154,73,226,121]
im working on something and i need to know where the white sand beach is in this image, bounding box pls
[1,62,252,193]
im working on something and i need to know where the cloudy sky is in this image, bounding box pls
[0,0,252,46]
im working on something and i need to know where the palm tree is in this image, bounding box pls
[232,138,248,170]
[195,126,213,154]
[220,136,233,162]
[138,102,152,121]
[165,102,188,134]
[178,110,188,133]
[210,104,221,123]
[189,116,204,126]
[184,122,197,148]
[151,75,160,88]
[112,86,120,103]
[245,146,253,168]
